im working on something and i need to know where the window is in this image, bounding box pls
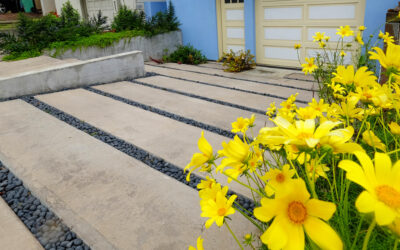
[225,0,244,3]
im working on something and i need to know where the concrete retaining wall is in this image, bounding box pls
[0,51,144,99]
[51,31,182,61]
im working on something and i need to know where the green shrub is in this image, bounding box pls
[2,50,41,61]
[111,6,146,32]
[164,45,207,65]
[148,1,180,35]
[217,49,256,72]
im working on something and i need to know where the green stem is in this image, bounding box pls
[362,219,376,250]
[350,216,365,250]
[225,221,244,250]
[394,239,399,250]
[222,172,264,197]
[233,202,263,231]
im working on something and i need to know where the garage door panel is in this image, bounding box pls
[220,0,245,54]
[256,0,365,67]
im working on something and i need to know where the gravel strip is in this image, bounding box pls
[152,72,309,104]
[0,162,90,250]
[146,64,314,92]
[130,79,267,115]
[85,87,236,139]
[21,96,255,213]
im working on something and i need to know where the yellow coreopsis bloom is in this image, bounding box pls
[319,126,364,154]
[306,159,330,181]
[369,42,400,72]
[362,130,386,152]
[199,183,228,206]
[389,122,400,135]
[296,106,318,120]
[280,93,298,111]
[336,25,354,38]
[389,218,400,237]
[319,41,326,48]
[340,50,346,57]
[312,32,325,42]
[201,191,237,228]
[188,236,204,250]
[294,43,301,49]
[184,131,214,181]
[254,179,342,250]
[262,164,295,196]
[339,151,400,225]
[358,25,366,31]
[231,117,250,133]
[379,31,394,44]
[308,98,329,116]
[197,176,216,190]
[266,101,277,118]
[332,65,377,87]
[356,31,364,45]
[302,57,318,75]
[331,97,364,121]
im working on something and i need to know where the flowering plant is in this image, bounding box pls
[186,25,400,250]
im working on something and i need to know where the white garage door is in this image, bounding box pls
[255,0,366,67]
[219,0,246,54]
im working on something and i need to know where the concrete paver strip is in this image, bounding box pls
[137,75,306,112]
[0,99,255,250]
[93,81,273,132]
[146,63,316,91]
[145,65,314,102]
[0,198,43,250]
[0,56,80,78]
[36,89,253,197]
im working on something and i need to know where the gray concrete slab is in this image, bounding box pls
[36,89,253,197]
[0,51,145,99]
[0,56,79,78]
[146,63,317,91]
[0,198,43,250]
[144,65,315,102]
[137,75,306,112]
[93,81,273,132]
[0,99,255,250]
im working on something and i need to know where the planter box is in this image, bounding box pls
[48,31,182,61]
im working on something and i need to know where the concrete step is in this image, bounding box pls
[93,81,273,133]
[36,89,253,197]
[137,75,306,112]
[145,63,317,92]
[0,99,255,250]
[0,198,43,250]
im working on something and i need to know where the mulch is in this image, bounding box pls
[0,12,41,22]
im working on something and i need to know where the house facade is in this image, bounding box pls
[170,0,399,67]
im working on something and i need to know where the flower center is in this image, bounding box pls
[287,201,307,224]
[218,208,227,216]
[297,132,313,140]
[376,185,400,209]
[276,173,285,183]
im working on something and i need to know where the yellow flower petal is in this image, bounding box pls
[374,152,392,183]
[198,131,212,157]
[354,151,377,188]
[375,201,397,225]
[283,221,304,250]
[253,198,277,222]
[355,191,375,213]
[304,217,343,250]
[339,160,370,191]
[306,199,336,221]
[261,219,288,250]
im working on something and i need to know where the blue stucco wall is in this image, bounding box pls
[364,0,398,43]
[144,2,167,17]
[244,0,255,58]
[170,0,219,60]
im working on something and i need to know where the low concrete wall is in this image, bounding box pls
[0,51,144,99]
[51,31,182,61]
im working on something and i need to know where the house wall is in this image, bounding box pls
[170,0,219,60]
[86,0,116,20]
[363,0,398,43]
[40,0,56,14]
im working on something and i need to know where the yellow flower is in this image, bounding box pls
[362,130,386,152]
[197,176,216,190]
[217,136,250,182]
[389,217,400,237]
[280,93,298,111]
[199,183,228,206]
[379,31,394,44]
[312,32,325,42]
[201,191,236,228]
[369,42,400,72]
[262,164,295,196]
[266,102,277,118]
[319,41,326,48]
[308,98,329,116]
[185,131,214,181]
[302,57,318,75]
[356,32,364,45]
[332,65,377,87]
[336,25,354,38]
[296,106,317,120]
[294,43,301,49]
[306,159,330,181]
[339,151,400,225]
[248,114,256,127]
[389,122,400,135]
[319,126,364,154]
[340,50,346,57]
[231,117,249,133]
[358,25,366,31]
[188,236,204,250]
[324,35,331,42]
[254,179,342,250]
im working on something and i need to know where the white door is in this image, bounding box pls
[219,0,246,54]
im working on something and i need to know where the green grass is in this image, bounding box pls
[2,50,41,61]
[49,29,150,57]
[0,23,16,31]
